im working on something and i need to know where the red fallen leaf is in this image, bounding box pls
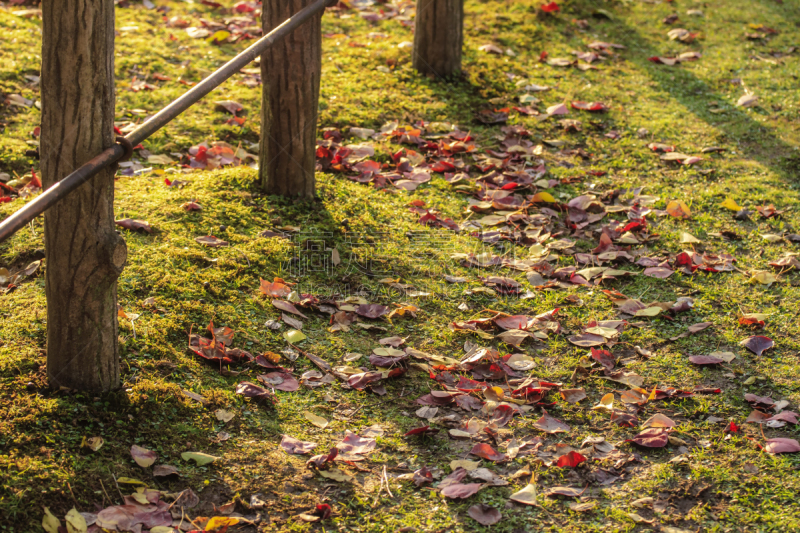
[195,235,228,247]
[628,428,669,448]
[404,426,439,437]
[688,355,725,365]
[741,336,774,356]
[571,101,608,112]
[355,303,389,319]
[115,218,152,233]
[725,421,740,433]
[610,410,638,427]
[280,434,317,455]
[467,504,501,526]
[556,451,587,468]
[470,443,507,462]
[494,315,530,330]
[533,411,570,433]
[765,438,800,454]
[272,299,308,319]
[590,347,615,371]
[200,0,223,7]
[488,404,516,428]
[643,266,674,279]
[233,1,256,13]
[441,483,484,499]
[738,316,765,328]
[408,199,426,207]
[181,200,202,211]
[307,447,338,468]
[258,371,300,392]
[412,466,434,487]
[541,1,559,12]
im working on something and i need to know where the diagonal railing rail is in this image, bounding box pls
[0,0,334,243]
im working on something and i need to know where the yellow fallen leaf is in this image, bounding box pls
[666,200,691,219]
[748,271,777,286]
[283,329,307,343]
[318,468,353,482]
[635,306,663,317]
[206,30,230,43]
[205,516,240,531]
[591,393,614,411]
[509,483,538,506]
[65,508,87,533]
[743,376,756,385]
[450,459,481,471]
[115,477,146,485]
[680,232,701,244]
[303,411,329,428]
[720,198,741,211]
[42,507,61,533]
[85,436,104,451]
[531,191,556,203]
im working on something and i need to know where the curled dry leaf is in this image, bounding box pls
[304,411,329,428]
[115,218,152,233]
[272,299,308,319]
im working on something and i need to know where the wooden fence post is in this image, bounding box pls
[40,0,125,392]
[259,0,323,199]
[413,0,464,77]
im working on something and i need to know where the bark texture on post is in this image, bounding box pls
[41,0,126,392]
[413,0,464,77]
[259,0,323,198]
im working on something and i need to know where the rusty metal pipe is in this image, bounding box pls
[0,0,334,243]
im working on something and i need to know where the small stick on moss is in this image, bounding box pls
[99,479,113,506]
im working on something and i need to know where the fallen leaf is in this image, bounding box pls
[318,468,353,482]
[666,200,691,219]
[765,438,800,454]
[280,435,317,455]
[533,411,570,433]
[131,445,157,468]
[42,507,61,533]
[556,451,587,468]
[628,428,669,448]
[510,483,538,505]
[181,451,219,465]
[468,504,502,526]
[304,411,330,428]
[641,413,676,428]
[470,443,507,462]
[740,336,774,356]
[592,393,614,411]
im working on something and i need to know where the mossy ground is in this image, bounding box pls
[1,0,800,531]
